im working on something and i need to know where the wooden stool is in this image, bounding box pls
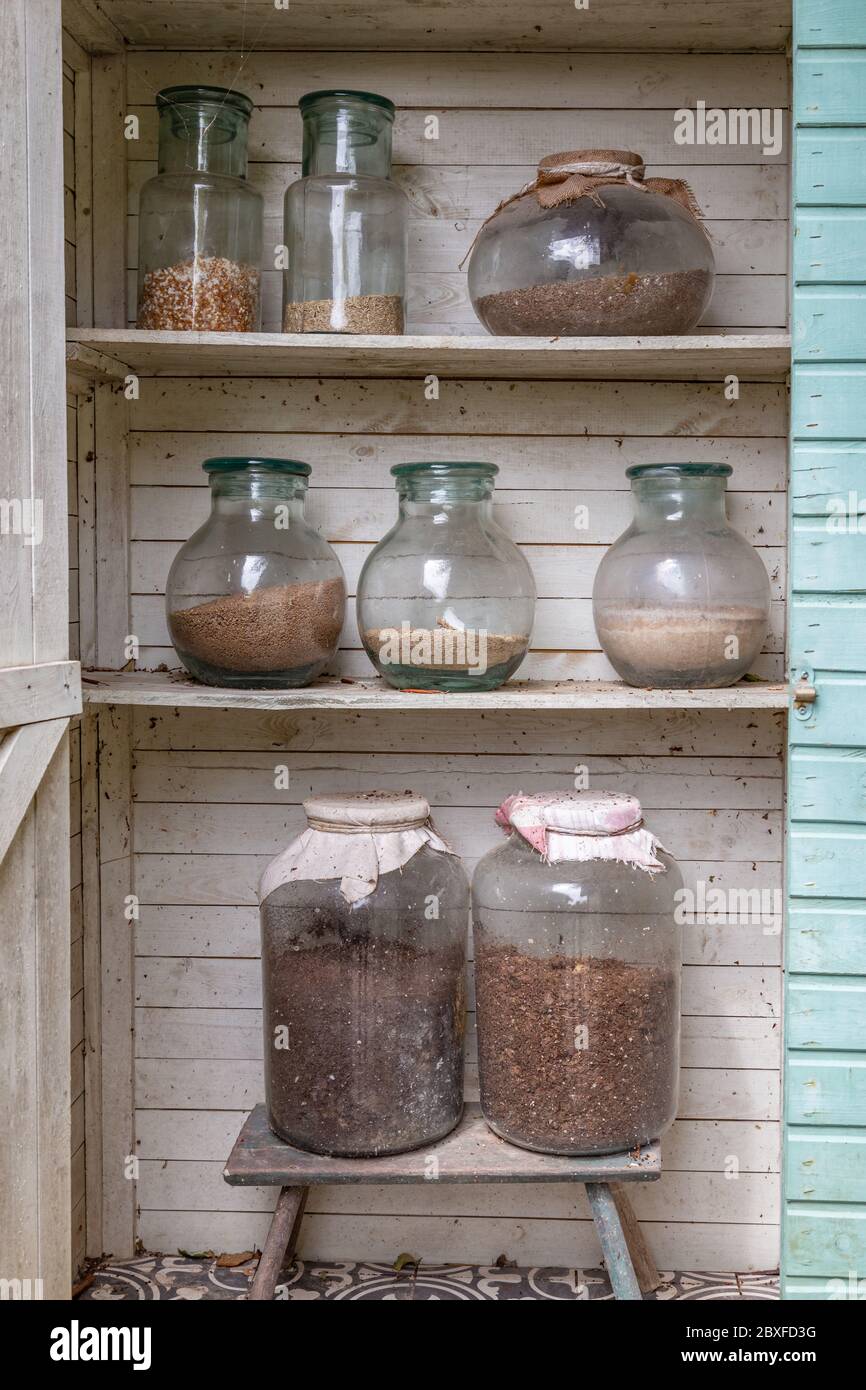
[225,1104,662,1301]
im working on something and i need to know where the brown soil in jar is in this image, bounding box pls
[138,255,260,331]
[596,603,768,685]
[169,577,344,674]
[474,942,678,1154]
[283,293,404,334]
[477,268,712,336]
[364,623,527,672]
[263,933,466,1156]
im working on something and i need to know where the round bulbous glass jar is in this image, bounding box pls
[283,90,408,333]
[356,462,536,692]
[467,149,714,336]
[260,791,469,1156]
[592,463,771,688]
[137,86,263,330]
[473,791,682,1156]
[165,457,345,688]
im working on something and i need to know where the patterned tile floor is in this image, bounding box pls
[77,1256,780,1301]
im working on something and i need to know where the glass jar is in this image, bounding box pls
[260,791,469,1156]
[356,462,536,691]
[282,90,408,334]
[467,149,714,336]
[137,86,263,331]
[592,463,771,688]
[165,457,345,688]
[473,791,682,1156]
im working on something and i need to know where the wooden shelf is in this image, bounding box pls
[66,329,791,383]
[77,2,792,55]
[81,670,790,712]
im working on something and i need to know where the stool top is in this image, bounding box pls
[223,1104,662,1187]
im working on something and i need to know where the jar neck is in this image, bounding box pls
[396,472,495,519]
[302,98,393,177]
[209,472,307,516]
[630,476,728,528]
[158,103,250,177]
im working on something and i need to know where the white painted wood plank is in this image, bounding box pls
[134,1056,779,1120]
[134,904,781,968]
[0,661,81,728]
[135,1106,779,1173]
[131,749,783,809]
[0,719,69,864]
[127,51,789,110]
[128,432,788,491]
[83,670,790,712]
[128,159,791,223]
[139,1159,779,1224]
[132,802,781,862]
[137,1206,780,1273]
[69,329,791,384]
[125,375,787,438]
[131,705,785,757]
[98,1,793,55]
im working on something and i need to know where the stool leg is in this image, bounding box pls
[609,1182,662,1295]
[585,1182,642,1301]
[249,1185,307,1301]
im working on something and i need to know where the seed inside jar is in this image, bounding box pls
[283,293,404,334]
[138,255,261,331]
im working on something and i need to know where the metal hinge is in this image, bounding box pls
[793,666,817,720]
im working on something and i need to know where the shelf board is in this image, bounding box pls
[81,671,790,712]
[79,2,792,54]
[66,330,791,383]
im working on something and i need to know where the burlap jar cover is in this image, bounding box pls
[495,789,669,873]
[462,149,705,266]
[259,789,457,905]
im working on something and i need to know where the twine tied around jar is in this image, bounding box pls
[459,148,705,269]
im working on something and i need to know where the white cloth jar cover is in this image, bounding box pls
[259,790,457,905]
[494,789,668,873]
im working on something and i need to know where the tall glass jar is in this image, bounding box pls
[466,150,714,336]
[165,458,345,688]
[137,86,263,331]
[473,791,682,1156]
[282,90,408,333]
[592,463,771,688]
[356,462,536,691]
[260,791,469,1156]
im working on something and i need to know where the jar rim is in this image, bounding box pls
[391,461,498,479]
[157,85,254,118]
[626,463,732,480]
[299,89,395,119]
[202,457,311,477]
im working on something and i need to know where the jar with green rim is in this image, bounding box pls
[356,462,536,692]
[166,457,345,688]
[137,85,263,331]
[592,462,771,688]
[282,89,408,334]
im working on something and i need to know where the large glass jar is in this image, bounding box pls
[137,86,263,330]
[260,791,469,1156]
[473,791,682,1156]
[467,150,714,336]
[356,462,536,691]
[592,463,771,688]
[282,90,408,333]
[165,457,345,688]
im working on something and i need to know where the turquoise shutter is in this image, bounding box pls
[784,0,866,1299]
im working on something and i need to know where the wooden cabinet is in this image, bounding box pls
[1,0,862,1298]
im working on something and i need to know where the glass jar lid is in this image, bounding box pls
[626,463,732,480]
[202,457,312,476]
[157,85,254,119]
[299,89,395,118]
